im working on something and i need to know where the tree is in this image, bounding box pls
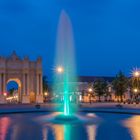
[112,71,128,102]
[87,83,94,103]
[43,76,49,93]
[93,80,108,102]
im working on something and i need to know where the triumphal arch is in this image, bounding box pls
[0,51,43,103]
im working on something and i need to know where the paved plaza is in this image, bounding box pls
[1,103,140,115]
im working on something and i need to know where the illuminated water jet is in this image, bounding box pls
[54,10,77,118]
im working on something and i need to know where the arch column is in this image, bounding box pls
[2,73,6,94]
[26,74,30,95]
[18,86,21,102]
[39,74,43,95]
[23,74,26,95]
[36,73,43,103]
[0,73,6,104]
[0,74,2,94]
[22,73,30,103]
[36,74,39,95]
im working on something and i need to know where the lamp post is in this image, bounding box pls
[133,88,139,104]
[56,66,64,91]
[44,92,48,96]
[88,88,93,93]
[56,66,64,86]
[133,88,138,93]
[132,70,140,88]
[132,69,140,103]
[56,66,64,102]
[44,92,48,102]
[133,71,140,78]
[88,88,93,104]
[3,92,7,97]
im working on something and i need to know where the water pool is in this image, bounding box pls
[0,112,139,140]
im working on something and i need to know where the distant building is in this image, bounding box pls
[77,76,114,93]
[52,76,115,102]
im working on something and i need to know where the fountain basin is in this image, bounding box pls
[0,111,137,140]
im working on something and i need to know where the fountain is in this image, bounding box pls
[52,10,95,123]
[53,10,78,121]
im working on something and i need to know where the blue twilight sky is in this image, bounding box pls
[0,0,140,79]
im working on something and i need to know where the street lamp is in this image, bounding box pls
[133,70,140,78]
[56,66,64,74]
[44,92,48,96]
[88,88,93,104]
[88,88,93,93]
[3,92,7,97]
[56,66,64,98]
[131,69,140,103]
[132,69,140,92]
[133,88,138,93]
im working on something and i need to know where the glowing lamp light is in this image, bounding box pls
[56,66,64,74]
[3,92,7,96]
[79,95,82,101]
[133,71,140,77]
[88,88,93,92]
[133,88,138,93]
[44,92,48,96]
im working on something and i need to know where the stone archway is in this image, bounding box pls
[7,78,21,102]
[0,51,43,104]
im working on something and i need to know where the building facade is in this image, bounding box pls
[77,76,131,102]
[0,51,43,103]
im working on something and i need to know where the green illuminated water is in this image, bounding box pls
[64,125,71,140]
[63,71,70,116]
[54,10,77,116]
